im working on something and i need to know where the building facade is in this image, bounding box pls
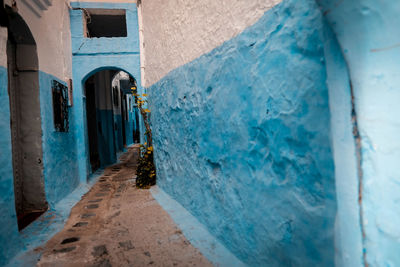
[1,0,400,266]
[0,1,141,265]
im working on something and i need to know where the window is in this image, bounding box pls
[85,9,127,38]
[52,80,69,132]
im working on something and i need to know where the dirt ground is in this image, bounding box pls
[36,145,213,267]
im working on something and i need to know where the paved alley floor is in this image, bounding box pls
[36,145,212,267]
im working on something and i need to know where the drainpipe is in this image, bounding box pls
[136,0,146,145]
[137,0,145,88]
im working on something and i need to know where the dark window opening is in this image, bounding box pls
[113,86,119,106]
[85,9,127,38]
[52,80,69,132]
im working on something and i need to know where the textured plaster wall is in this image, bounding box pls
[0,66,23,266]
[0,32,18,266]
[39,72,80,206]
[140,0,281,86]
[13,0,72,79]
[322,28,364,266]
[148,0,337,265]
[0,29,17,264]
[70,1,143,180]
[0,3,76,264]
[0,27,6,66]
[318,1,400,266]
[0,1,78,209]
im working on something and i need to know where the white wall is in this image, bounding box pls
[140,0,282,86]
[0,27,7,67]
[14,0,72,80]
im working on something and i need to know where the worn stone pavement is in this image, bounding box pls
[36,145,212,267]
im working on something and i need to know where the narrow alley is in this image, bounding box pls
[37,146,211,267]
[1,0,400,266]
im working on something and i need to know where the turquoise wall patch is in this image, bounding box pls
[148,0,337,265]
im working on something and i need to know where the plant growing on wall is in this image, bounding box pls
[133,88,156,188]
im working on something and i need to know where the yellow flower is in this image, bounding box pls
[142,94,148,96]
[144,109,150,113]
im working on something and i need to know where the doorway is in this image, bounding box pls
[85,76,101,172]
[4,6,47,230]
[84,69,138,174]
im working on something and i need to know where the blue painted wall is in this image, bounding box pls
[148,0,337,266]
[114,114,124,151]
[322,25,364,266]
[0,69,81,265]
[0,66,23,266]
[125,106,135,145]
[39,72,80,206]
[97,109,117,166]
[70,2,140,56]
[70,2,143,181]
[318,1,400,266]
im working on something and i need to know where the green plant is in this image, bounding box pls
[133,89,156,188]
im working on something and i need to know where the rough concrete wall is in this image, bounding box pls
[148,1,337,265]
[318,1,400,266]
[15,0,72,80]
[140,0,282,86]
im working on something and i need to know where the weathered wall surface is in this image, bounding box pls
[0,2,76,265]
[322,26,364,267]
[148,0,337,265]
[140,0,281,86]
[15,0,79,207]
[0,27,20,266]
[39,73,80,205]
[0,65,22,266]
[318,1,400,266]
[15,0,72,80]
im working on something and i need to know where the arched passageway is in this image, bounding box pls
[83,69,139,173]
[2,5,47,230]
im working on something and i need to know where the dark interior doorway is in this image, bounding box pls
[3,5,48,230]
[84,69,138,174]
[85,76,101,172]
[120,93,127,147]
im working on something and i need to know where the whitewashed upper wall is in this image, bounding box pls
[140,0,282,86]
[13,0,72,80]
[0,28,7,67]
